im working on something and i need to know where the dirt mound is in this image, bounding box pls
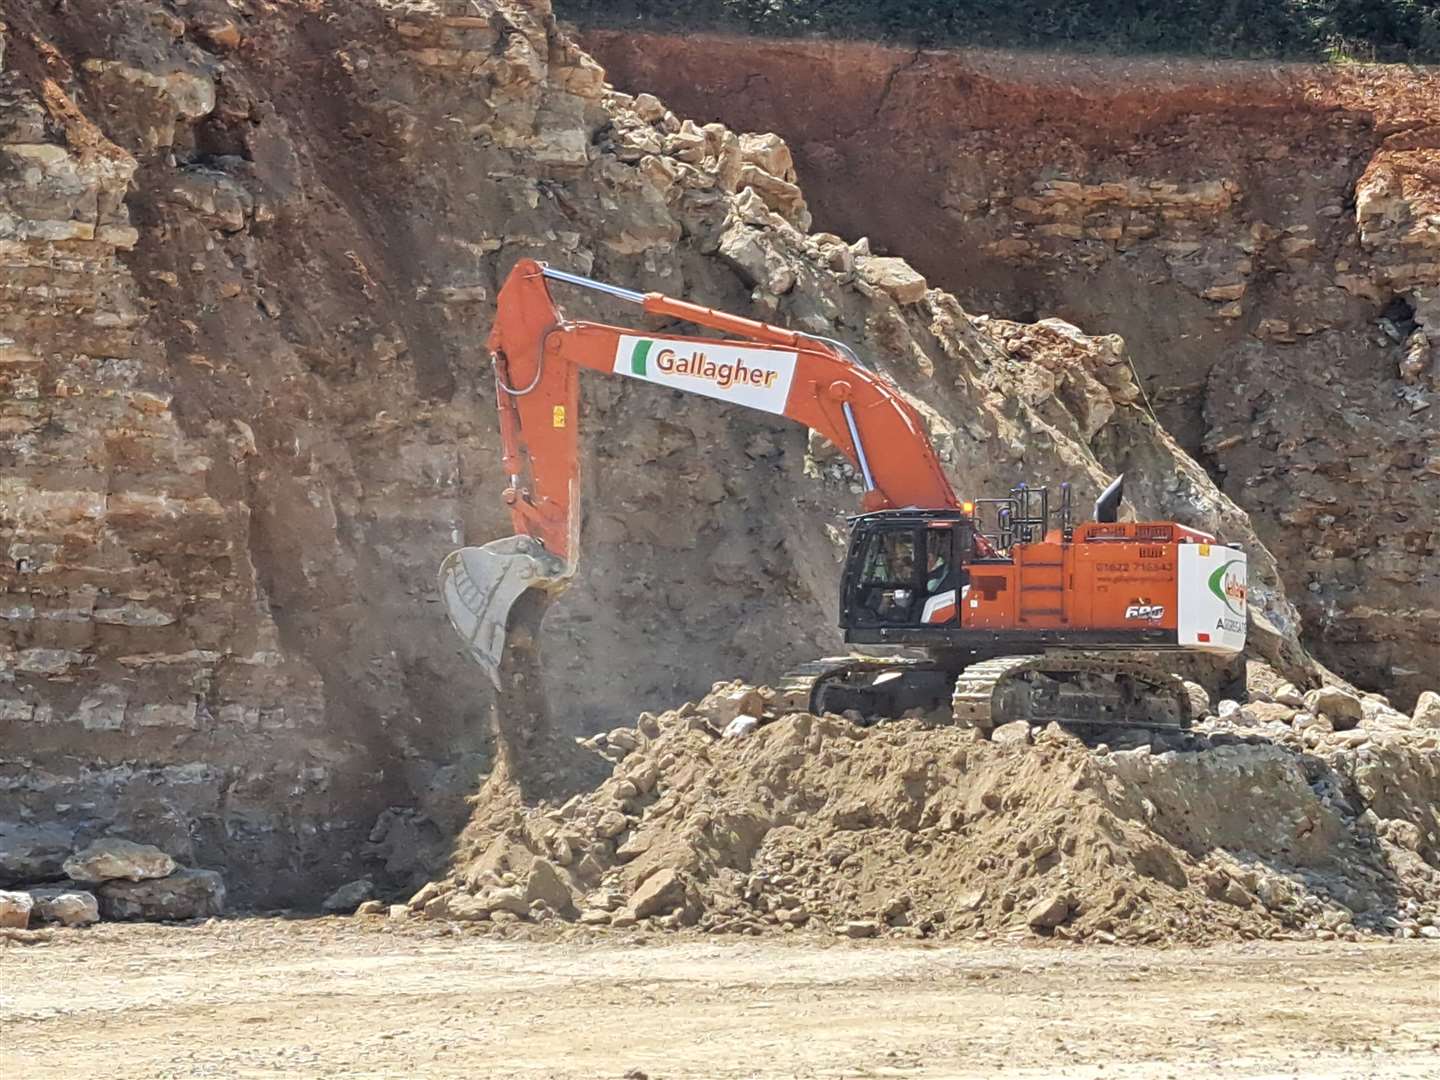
[414,681,1440,944]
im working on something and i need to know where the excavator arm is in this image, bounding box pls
[440,259,959,686]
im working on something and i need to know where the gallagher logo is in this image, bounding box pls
[1207,560,1247,616]
[616,334,798,415]
[627,338,782,391]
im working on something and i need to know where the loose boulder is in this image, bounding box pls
[1027,892,1072,930]
[64,839,177,884]
[98,867,225,921]
[698,682,765,727]
[1413,690,1440,729]
[525,859,576,916]
[476,885,531,917]
[29,888,100,927]
[1240,701,1298,727]
[1304,687,1364,731]
[856,256,928,304]
[627,868,688,921]
[992,721,1033,746]
[321,878,375,913]
[0,889,34,929]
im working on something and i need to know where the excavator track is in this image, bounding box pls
[951,652,1193,734]
[784,651,1193,735]
[777,655,950,719]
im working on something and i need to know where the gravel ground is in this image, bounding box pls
[2,918,1437,1078]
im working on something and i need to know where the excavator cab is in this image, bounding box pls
[842,512,977,632]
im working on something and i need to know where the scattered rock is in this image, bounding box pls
[407,880,445,912]
[194,15,243,51]
[596,811,629,839]
[1256,876,1292,912]
[1304,687,1364,731]
[477,886,531,917]
[1274,683,1307,708]
[722,715,759,739]
[991,721,1033,746]
[1182,681,1212,717]
[29,888,99,927]
[64,839,178,885]
[632,92,665,122]
[1222,879,1253,909]
[607,728,641,754]
[699,683,765,726]
[525,859,576,916]
[433,893,492,922]
[0,890,34,929]
[628,868,688,921]
[322,879,375,913]
[842,919,880,939]
[856,256,928,303]
[354,900,386,917]
[98,868,226,921]
[1240,701,1298,727]
[1413,691,1440,729]
[1026,893,1071,930]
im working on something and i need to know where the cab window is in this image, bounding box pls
[861,530,917,586]
[854,529,921,625]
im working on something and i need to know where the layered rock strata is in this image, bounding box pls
[0,1,1336,901]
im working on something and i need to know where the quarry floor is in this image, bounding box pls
[3,920,1437,1078]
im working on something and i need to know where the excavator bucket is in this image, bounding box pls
[438,535,572,688]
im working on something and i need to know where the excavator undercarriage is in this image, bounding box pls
[779,651,1194,733]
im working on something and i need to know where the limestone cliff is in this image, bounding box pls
[0,0,1325,902]
[584,34,1440,708]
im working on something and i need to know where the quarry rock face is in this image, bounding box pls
[586,34,1440,709]
[0,0,1414,904]
[0,822,73,887]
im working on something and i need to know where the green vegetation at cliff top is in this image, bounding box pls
[557,1,1440,63]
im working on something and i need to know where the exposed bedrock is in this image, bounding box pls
[585,32,1440,707]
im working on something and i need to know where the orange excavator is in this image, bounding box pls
[440,260,1248,732]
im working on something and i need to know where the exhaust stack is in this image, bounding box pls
[1094,474,1125,524]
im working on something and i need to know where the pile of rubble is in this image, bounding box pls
[0,838,224,936]
[398,674,1440,945]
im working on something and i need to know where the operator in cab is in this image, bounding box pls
[926,543,953,595]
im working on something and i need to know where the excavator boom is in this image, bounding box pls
[441,259,959,685]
